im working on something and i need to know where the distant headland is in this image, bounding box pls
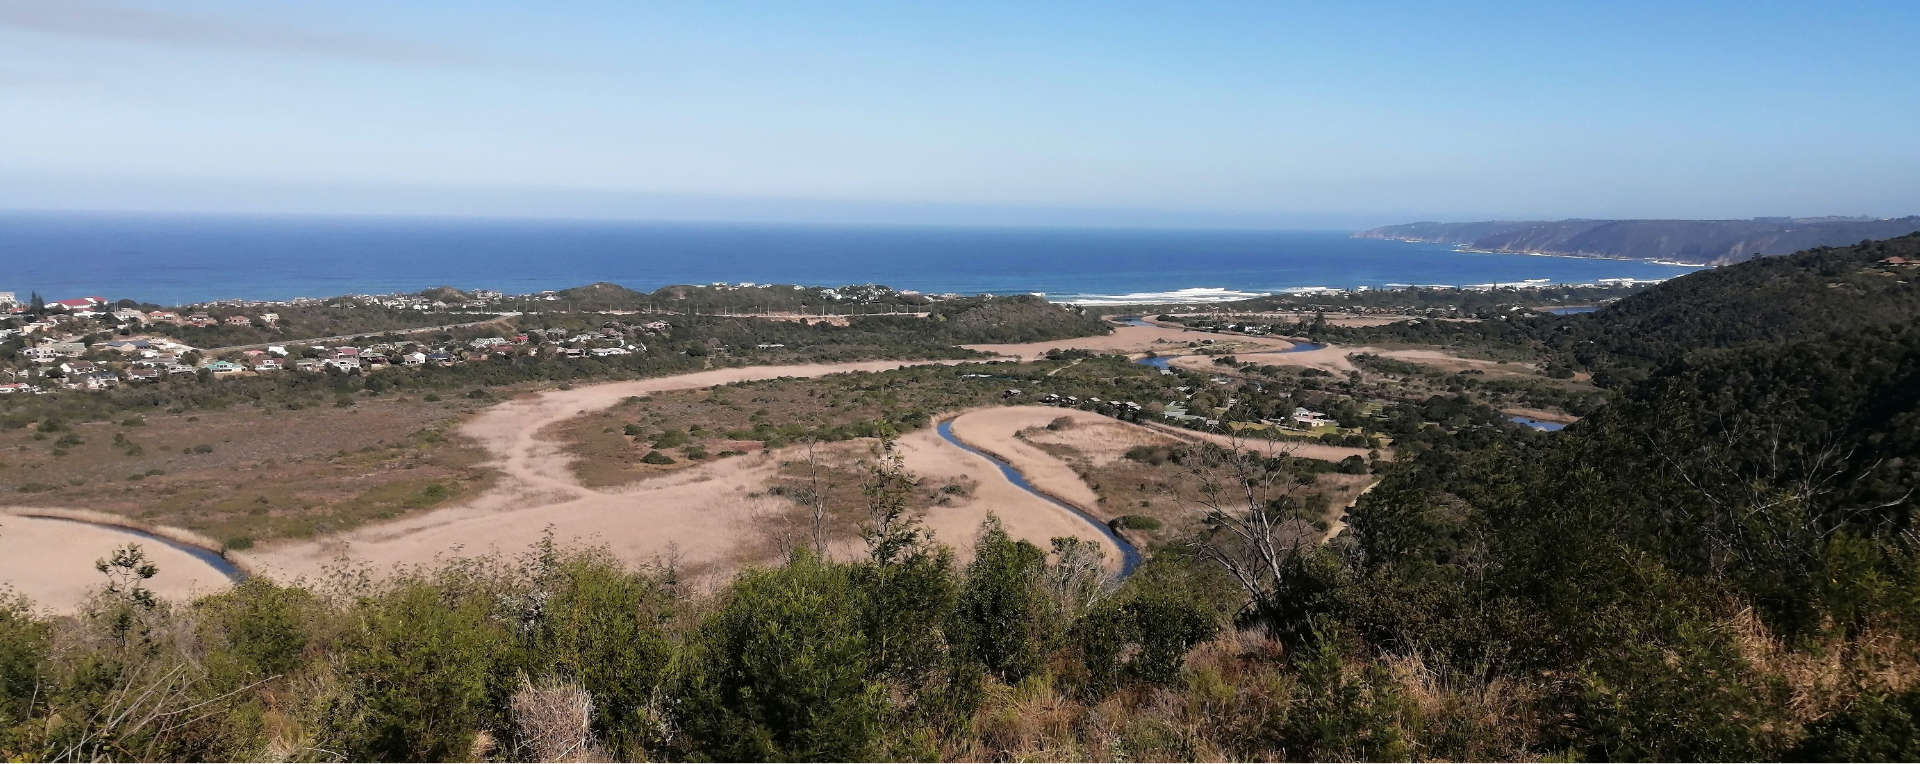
[1355,216,1920,265]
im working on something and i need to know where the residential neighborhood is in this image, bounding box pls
[0,288,680,395]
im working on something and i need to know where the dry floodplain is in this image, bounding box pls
[3,323,1408,611]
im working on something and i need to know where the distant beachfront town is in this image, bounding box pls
[0,287,672,396]
[0,276,1653,397]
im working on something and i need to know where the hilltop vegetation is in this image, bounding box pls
[1278,233,1920,387]
[1357,216,1920,264]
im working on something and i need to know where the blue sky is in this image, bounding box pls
[2,0,1917,228]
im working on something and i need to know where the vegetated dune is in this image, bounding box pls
[1138,420,1376,463]
[995,407,1184,468]
[1168,345,1358,373]
[0,511,234,611]
[964,323,1296,361]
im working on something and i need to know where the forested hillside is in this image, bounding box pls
[1357,217,1920,264]
[1558,233,1920,371]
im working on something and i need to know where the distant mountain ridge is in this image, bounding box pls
[1355,216,1920,265]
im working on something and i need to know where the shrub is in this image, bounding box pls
[640,450,675,465]
[329,579,519,760]
[681,556,885,760]
[1113,515,1162,531]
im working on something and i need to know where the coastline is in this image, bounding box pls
[1353,233,1713,268]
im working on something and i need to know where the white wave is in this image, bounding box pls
[1058,287,1270,305]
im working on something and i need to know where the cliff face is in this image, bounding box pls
[1355,217,1920,264]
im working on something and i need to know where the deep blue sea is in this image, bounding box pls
[0,211,1703,306]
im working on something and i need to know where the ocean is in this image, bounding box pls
[0,211,1702,306]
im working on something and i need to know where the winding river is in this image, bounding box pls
[934,420,1143,575]
[17,514,247,582]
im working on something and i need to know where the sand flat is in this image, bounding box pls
[0,513,233,611]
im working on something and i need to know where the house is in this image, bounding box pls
[112,309,147,324]
[402,351,427,366]
[165,364,197,376]
[22,346,57,364]
[254,358,283,372]
[641,320,672,333]
[186,313,215,327]
[80,371,119,390]
[588,347,629,357]
[259,312,280,324]
[426,352,455,365]
[331,346,361,359]
[224,315,253,326]
[146,311,180,323]
[293,359,323,373]
[59,361,97,376]
[1291,407,1333,428]
[203,360,245,375]
[98,339,151,354]
[266,345,288,356]
[126,368,162,383]
[49,297,105,312]
[323,358,361,372]
[0,382,35,394]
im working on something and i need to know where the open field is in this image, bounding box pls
[0,394,495,548]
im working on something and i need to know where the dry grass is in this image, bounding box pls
[0,395,495,546]
[1017,429,1377,548]
[549,366,1025,488]
[1727,607,1920,727]
[511,677,611,762]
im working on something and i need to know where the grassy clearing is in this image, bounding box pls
[0,394,495,545]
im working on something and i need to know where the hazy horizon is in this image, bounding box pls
[4,1,1918,227]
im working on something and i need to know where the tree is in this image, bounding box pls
[1180,442,1322,633]
[949,517,1052,682]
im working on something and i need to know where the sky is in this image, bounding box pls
[2,0,1918,229]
